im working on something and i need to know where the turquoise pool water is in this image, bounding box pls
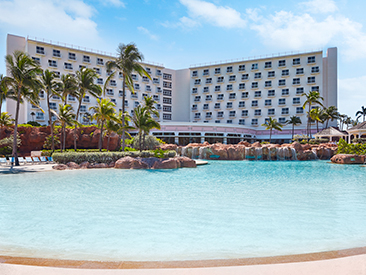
[0,161,366,261]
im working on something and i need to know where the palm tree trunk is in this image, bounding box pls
[99,121,104,151]
[143,131,146,150]
[292,124,294,141]
[269,128,272,144]
[74,98,82,151]
[308,104,311,140]
[12,88,21,166]
[316,121,319,132]
[121,75,126,151]
[47,95,55,152]
[139,130,142,152]
[107,134,110,151]
[63,125,66,152]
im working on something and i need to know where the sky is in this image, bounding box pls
[0,0,365,119]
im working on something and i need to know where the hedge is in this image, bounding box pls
[42,149,108,156]
[309,138,329,144]
[52,150,177,164]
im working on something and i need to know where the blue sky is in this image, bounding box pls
[0,0,366,119]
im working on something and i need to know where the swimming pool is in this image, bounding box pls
[0,161,365,261]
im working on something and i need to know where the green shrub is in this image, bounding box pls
[26,121,42,126]
[0,134,21,156]
[132,135,161,150]
[337,138,366,155]
[300,139,308,144]
[41,148,108,157]
[309,138,329,144]
[261,141,269,144]
[124,147,138,151]
[352,138,366,144]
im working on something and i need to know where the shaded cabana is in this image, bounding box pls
[313,127,348,143]
[347,121,366,143]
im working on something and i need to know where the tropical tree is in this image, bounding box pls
[143,95,159,117]
[286,115,302,141]
[4,51,42,166]
[309,107,323,132]
[302,91,324,139]
[40,69,60,152]
[0,74,15,115]
[356,106,366,122]
[344,116,353,129]
[323,106,339,129]
[338,114,348,131]
[58,74,78,104]
[132,106,151,151]
[0,112,14,138]
[89,98,119,151]
[56,104,76,152]
[74,68,102,150]
[106,43,151,151]
[261,117,283,144]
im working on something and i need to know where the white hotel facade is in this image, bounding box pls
[6,34,337,145]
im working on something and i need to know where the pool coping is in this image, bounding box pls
[1,246,366,269]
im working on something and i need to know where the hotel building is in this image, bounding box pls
[6,34,337,145]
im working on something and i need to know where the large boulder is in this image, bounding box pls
[159,144,178,151]
[152,158,178,169]
[238,141,251,147]
[66,162,80,169]
[87,163,109,169]
[52,164,68,170]
[297,150,317,161]
[80,161,90,169]
[227,145,245,160]
[290,142,302,151]
[252,142,262,148]
[114,156,149,169]
[331,154,365,164]
[176,157,197,168]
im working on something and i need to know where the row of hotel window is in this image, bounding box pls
[35,46,171,79]
[193,87,319,101]
[194,76,317,86]
[192,98,303,109]
[191,56,317,77]
[193,67,319,84]
[95,79,172,89]
[192,118,293,125]
[194,109,304,120]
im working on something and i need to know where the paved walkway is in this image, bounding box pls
[0,163,55,174]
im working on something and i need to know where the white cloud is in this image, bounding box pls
[101,0,125,8]
[0,0,100,47]
[137,26,159,41]
[300,0,338,14]
[179,0,246,29]
[338,76,366,118]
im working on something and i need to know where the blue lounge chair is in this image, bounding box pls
[0,157,8,166]
[40,156,48,163]
[25,157,34,164]
[31,156,41,164]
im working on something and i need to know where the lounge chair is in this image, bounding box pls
[0,157,8,166]
[47,156,54,163]
[25,157,34,164]
[39,156,48,163]
[31,156,41,164]
[18,157,27,165]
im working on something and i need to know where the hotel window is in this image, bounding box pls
[134,101,140,107]
[251,119,258,125]
[142,76,149,82]
[79,65,86,70]
[64,62,73,70]
[239,119,245,125]
[192,70,198,77]
[83,55,90,63]
[254,72,261,79]
[268,71,275,78]
[203,104,209,110]
[226,102,233,108]
[153,78,159,84]
[217,111,224,118]
[206,78,212,84]
[49,102,57,110]
[254,91,261,98]
[268,90,275,97]
[215,120,221,123]
[227,66,233,73]
[229,75,236,82]
[278,60,286,67]
[203,69,209,76]
[311,86,319,92]
[229,93,236,100]
[153,95,159,101]
[308,76,316,84]
[215,68,221,74]
[192,87,198,94]
[217,94,224,100]
[192,104,197,110]
[146,85,151,92]
[83,95,90,102]
[242,110,248,116]
[205,95,212,101]
[282,88,289,96]
[268,108,275,115]
[239,101,245,108]
[163,81,172,88]
[97,78,103,85]
[252,82,258,89]
[163,113,172,120]
[206,112,212,118]
[215,85,221,92]
[68,95,76,101]
[156,69,162,76]
[111,99,117,105]
[296,87,304,95]
[279,98,286,105]
[282,108,289,115]
[163,97,172,104]
[265,99,272,106]
[52,95,61,100]
[252,100,258,107]
[264,61,272,69]
[254,109,261,116]
[110,80,117,86]
[282,69,289,76]
[293,78,300,85]
[106,89,114,96]
[203,87,209,93]
[217,76,224,83]
[68,52,76,60]
[94,68,101,75]
[163,105,172,112]
[226,84,233,91]
[311,66,320,73]
[251,63,258,70]
[242,74,249,80]
[278,79,286,86]
[296,68,304,75]
[97,58,104,65]
[194,96,201,102]
[239,83,245,90]
[131,74,138,81]
[293,97,301,104]
[36,112,44,120]
[293,58,300,65]
[36,46,45,54]
[264,118,270,124]
[48,60,57,67]
[265,81,272,88]
[214,103,221,109]
[239,64,245,71]
[308,56,316,64]
[39,91,45,98]
[229,110,236,117]
[134,83,140,90]
[53,71,60,78]
[241,92,249,98]
[163,73,172,80]
[79,105,86,112]
[279,118,286,123]
[53,49,61,57]
[227,119,233,124]
[296,107,304,114]
[32,57,41,65]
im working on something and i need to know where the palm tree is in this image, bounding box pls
[106,43,151,151]
[286,116,302,141]
[0,112,14,138]
[58,74,77,104]
[261,117,283,144]
[4,51,42,166]
[56,104,76,152]
[89,98,119,151]
[338,114,347,131]
[302,91,324,139]
[115,111,134,149]
[0,74,15,115]
[143,96,159,117]
[355,106,366,122]
[40,69,60,152]
[74,68,102,150]
[323,106,339,129]
[309,107,323,132]
[344,116,353,130]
